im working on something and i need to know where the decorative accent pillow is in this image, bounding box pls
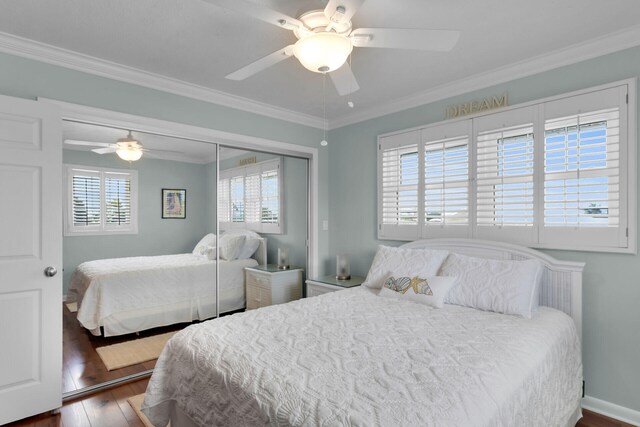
[363,245,450,289]
[439,253,543,318]
[218,234,246,260]
[379,275,457,308]
[192,233,216,256]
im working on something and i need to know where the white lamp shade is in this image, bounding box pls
[116,147,143,161]
[293,32,353,73]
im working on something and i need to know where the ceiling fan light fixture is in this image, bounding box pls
[116,146,143,162]
[115,131,143,161]
[293,32,352,73]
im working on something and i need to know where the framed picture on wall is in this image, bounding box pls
[162,188,186,219]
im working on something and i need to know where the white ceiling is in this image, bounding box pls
[3,0,640,126]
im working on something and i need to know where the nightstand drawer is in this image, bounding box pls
[246,284,271,310]
[246,271,272,290]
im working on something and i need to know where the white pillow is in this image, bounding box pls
[218,234,246,260]
[203,245,217,260]
[192,233,216,256]
[237,238,260,259]
[222,230,261,259]
[379,275,456,308]
[439,253,543,318]
[363,245,450,289]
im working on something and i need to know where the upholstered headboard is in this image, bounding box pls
[400,238,585,340]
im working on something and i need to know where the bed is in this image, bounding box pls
[142,239,584,427]
[67,237,266,337]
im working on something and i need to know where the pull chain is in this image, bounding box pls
[321,72,328,146]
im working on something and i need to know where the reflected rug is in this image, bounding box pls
[96,331,176,371]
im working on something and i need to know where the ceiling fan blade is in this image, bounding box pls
[200,0,303,31]
[324,0,366,25]
[351,28,460,51]
[226,45,295,80]
[330,63,360,96]
[91,147,117,154]
[64,139,111,147]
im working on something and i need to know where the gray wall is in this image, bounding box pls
[220,152,308,271]
[327,45,640,411]
[62,149,214,294]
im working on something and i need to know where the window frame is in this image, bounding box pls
[218,158,284,234]
[64,164,139,237]
[377,79,637,254]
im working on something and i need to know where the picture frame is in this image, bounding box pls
[162,188,186,219]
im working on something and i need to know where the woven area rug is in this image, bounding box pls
[127,394,171,427]
[65,302,78,313]
[96,331,176,371]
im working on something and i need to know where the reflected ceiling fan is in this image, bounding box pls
[64,131,183,162]
[206,0,460,95]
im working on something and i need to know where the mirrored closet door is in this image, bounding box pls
[61,121,219,395]
[61,121,310,398]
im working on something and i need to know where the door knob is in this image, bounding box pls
[44,266,57,277]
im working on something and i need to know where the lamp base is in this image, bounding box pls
[278,265,290,270]
[336,275,351,280]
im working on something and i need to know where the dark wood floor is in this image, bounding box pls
[576,410,636,427]
[62,303,187,392]
[6,377,151,427]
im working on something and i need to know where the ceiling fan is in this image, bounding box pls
[206,0,461,95]
[64,131,183,162]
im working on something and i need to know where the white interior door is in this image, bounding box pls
[0,95,62,424]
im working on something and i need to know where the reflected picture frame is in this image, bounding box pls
[162,188,186,219]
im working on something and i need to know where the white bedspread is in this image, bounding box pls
[142,287,582,427]
[68,254,257,336]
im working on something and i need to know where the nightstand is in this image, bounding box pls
[305,275,366,297]
[245,264,303,310]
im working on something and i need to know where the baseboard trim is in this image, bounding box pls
[583,395,640,425]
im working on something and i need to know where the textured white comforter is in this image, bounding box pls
[68,254,257,336]
[142,287,582,427]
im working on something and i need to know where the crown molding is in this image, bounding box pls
[0,31,325,129]
[329,24,640,130]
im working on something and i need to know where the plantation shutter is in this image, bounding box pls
[66,165,137,235]
[217,176,231,224]
[104,172,132,228]
[244,164,262,229]
[218,158,282,234]
[474,106,537,244]
[540,86,628,248]
[260,159,281,233]
[421,120,471,238]
[70,169,101,229]
[230,176,244,223]
[378,130,420,240]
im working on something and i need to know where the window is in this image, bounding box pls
[65,165,138,236]
[377,82,634,252]
[218,158,283,234]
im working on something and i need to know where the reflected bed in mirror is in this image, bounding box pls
[67,237,267,337]
[62,121,222,394]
